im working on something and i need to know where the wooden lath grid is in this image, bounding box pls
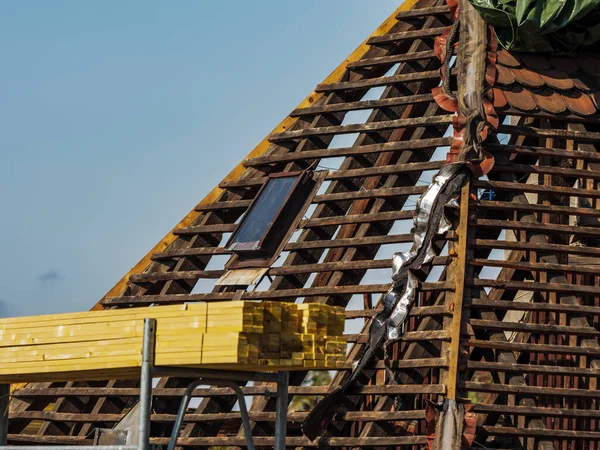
[463,115,600,448]
[9,0,600,448]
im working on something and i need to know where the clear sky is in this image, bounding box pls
[0,1,401,317]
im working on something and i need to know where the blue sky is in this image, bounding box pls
[0,1,401,317]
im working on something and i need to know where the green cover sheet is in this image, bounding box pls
[468,0,600,52]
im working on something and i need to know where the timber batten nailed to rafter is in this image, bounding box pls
[9,0,600,448]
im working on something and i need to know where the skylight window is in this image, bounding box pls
[227,171,316,267]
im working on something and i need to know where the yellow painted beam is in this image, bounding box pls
[446,180,470,400]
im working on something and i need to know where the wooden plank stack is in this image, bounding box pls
[0,302,346,382]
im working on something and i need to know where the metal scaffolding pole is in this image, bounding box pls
[274,371,289,450]
[138,319,155,450]
[166,378,255,450]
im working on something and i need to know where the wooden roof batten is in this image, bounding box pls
[8,0,600,448]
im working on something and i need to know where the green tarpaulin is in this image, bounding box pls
[468,0,600,52]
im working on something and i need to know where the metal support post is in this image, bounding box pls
[138,319,156,450]
[274,372,289,450]
[167,379,254,450]
[166,380,202,450]
[0,384,9,446]
[226,382,255,450]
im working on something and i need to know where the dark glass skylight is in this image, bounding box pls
[228,174,300,253]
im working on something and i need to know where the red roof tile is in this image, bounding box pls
[496,64,515,85]
[518,53,550,71]
[576,56,600,75]
[492,87,508,109]
[503,85,538,111]
[497,49,521,67]
[532,88,567,114]
[510,66,545,88]
[572,73,598,92]
[549,56,580,74]
[591,91,600,110]
[562,90,597,116]
[540,69,575,91]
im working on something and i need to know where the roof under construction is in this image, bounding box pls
[7,0,600,448]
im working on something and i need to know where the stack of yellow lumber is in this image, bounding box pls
[0,302,346,382]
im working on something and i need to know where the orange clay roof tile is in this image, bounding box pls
[540,69,576,91]
[492,87,508,109]
[510,66,545,88]
[591,91,600,110]
[572,73,598,92]
[518,53,551,71]
[561,90,597,116]
[532,88,567,114]
[503,85,538,111]
[549,56,580,74]
[576,56,600,75]
[496,64,515,85]
[497,49,521,67]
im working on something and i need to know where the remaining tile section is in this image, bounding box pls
[494,49,600,116]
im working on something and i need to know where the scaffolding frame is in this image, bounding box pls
[0,318,290,450]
